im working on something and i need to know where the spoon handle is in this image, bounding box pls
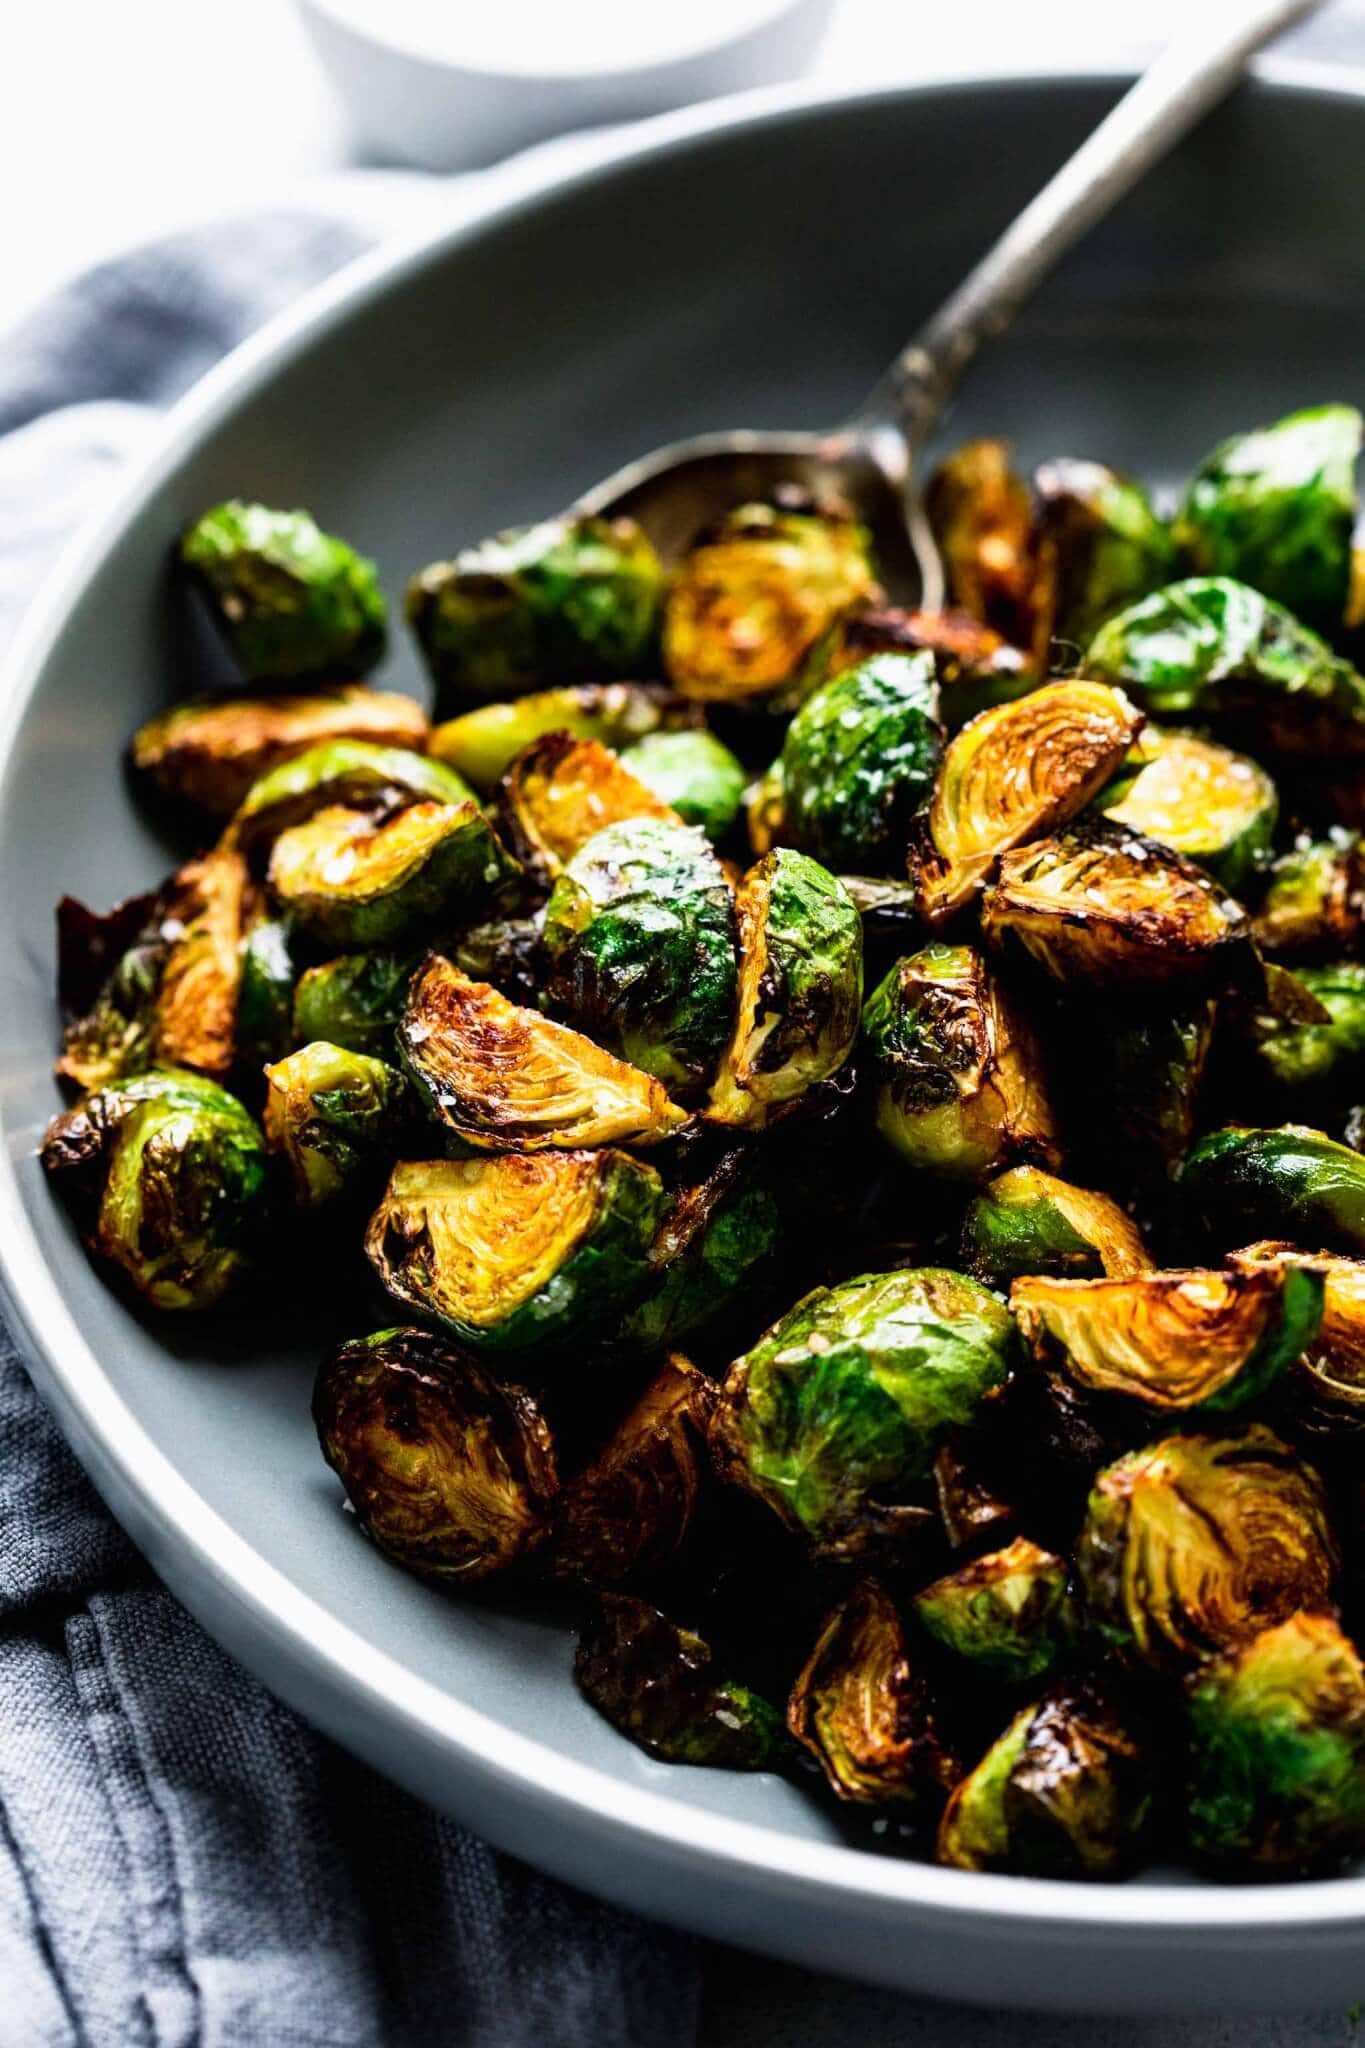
[855,0,1325,447]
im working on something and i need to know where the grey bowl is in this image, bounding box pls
[3,65,1365,2015]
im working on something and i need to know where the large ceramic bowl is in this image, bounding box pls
[3,67,1363,2015]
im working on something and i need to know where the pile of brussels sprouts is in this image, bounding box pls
[45,406,1365,1884]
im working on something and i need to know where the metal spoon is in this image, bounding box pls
[574,0,1324,608]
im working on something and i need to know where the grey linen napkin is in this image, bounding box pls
[0,198,699,2048]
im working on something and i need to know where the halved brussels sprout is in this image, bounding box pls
[542,819,737,1095]
[229,740,475,858]
[1098,729,1278,892]
[1232,1242,1365,1436]
[932,1436,1019,1555]
[269,799,518,949]
[129,685,429,819]
[924,440,1038,651]
[1031,457,1176,656]
[1253,832,1365,960]
[1075,993,1217,1184]
[981,820,1254,989]
[180,500,387,681]
[831,604,1035,729]
[787,1578,960,1808]
[1085,578,1365,756]
[1076,1426,1336,1672]
[499,732,680,884]
[773,651,943,875]
[1173,405,1362,635]
[1011,1263,1324,1416]
[1179,1124,1365,1259]
[1243,961,1365,1105]
[551,1354,717,1585]
[263,1042,410,1208]
[959,1167,1151,1288]
[622,1152,782,1353]
[237,916,296,1067]
[937,1679,1152,1879]
[912,681,1142,924]
[709,1266,1017,1558]
[1185,1613,1365,1877]
[576,1593,789,1770]
[429,682,695,793]
[860,945,1059,1181]
[399,956,686,1150]
[913,1537,1077,1687]
[407,515,663,710]
[447,914,544,1008]
[365,1150,665,1354]
[662,497,880,708]
[706,851,862,1130]
[313,1326,557,1580]
[617,729,746,840]
[41,1068,270,1311]
[292,948,417,1059]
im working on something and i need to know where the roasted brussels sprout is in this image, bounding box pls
[912,681,1142,924]
[1098,729,1278,893]
[1031,457,1176,656]
[1186,1613,1365,1877]
[447,915,544,1008]
[1243,961,1365,1106]
[542,819,738,1095]
[551,1354,717,1585]
[707,850,862,1130]
[236,916,296,1068]
[924,440,1038,651]
[230,740,474,858]
[1012,1263,1324,1416]
[661,498,879,707]
[959,1167,1151,1288]
[575,1593,789,1770]
[937,1679,1152,1879]
[831,604,1035,729]
[428,682,694,793]
[914,1537,1077,1686]
[1074,994,1217,1186]
[407,515,663,710]
[622,1153,782,1353]
[181,500,387,681]
[1173,405,1362,634]
[269,800,518,949]
[981,820,1254,989]
[313,1326,557,1580]
[291,948,416,1059]
[499,732,679,884]
[616,729,746,840]
[861,946,1059,1181]
[1076,1427,1336,1672]
[129,685,429,820]
[932,1436,1019,1556]
[788,1578,960,1807]
[42,1068,270,1311]
[365,1150,665,1354]
[263,1041,410,1207]
[1253,832,1365,960]
[55,899,177,1095]
[1232,1242,1365,1436]
[1085,578,1365,756]
[710,1267,1017,1558]
[1180,1124,1365,1259]
[399,956,686,1150]
[771,651,943,875]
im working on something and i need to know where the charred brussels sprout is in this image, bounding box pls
[959,1167,1151,1288]
[710,1267,1017,1558]
[237,916,296,1068]
[1085,578,1365,756]
[552,1355,716,1585]
[861,946,1058,1181]
[407,515,663,710]
[617,729,746,840]
[1243,961,1365,1105]
[831,605,1034,730]
[129,685,428,820]
[937,1679,1152,1879]
[912,681,1142,924]
[1173,405,1362,634]
[366,1150,664,1355]
[1078,994,1216,1184]
[542,819,738,1095]
[399,956,686,1150]
[775,651,943,874]
[1253,833,1364,960]
[499,732,679,884]
[982,820,1253,989]
[1076,1427,1336,1672]
[913,1537,1077,1687]
[42,1068,269,1311]
[181,500,387,681]
[1011,1264,1324,1416]
[788,1578,960,1808]
[925,440,1038,651]
[575,1593,788,1770]
[313,1326,557,1580]
[662,499,879,705]
[1031,458,1175,656]
[263,1042,410,1207]
[1180,1124,1365,1259]
[707,851,862,1130]
[230,740,475,857]
[1232,1243,1365,1437]
[269,800,518,949]
[1185,1613,1365,1877]
[429,682,694,793]
[622,1155,782,1353]
[292,949,416,1059]
[1098,729,1277,893]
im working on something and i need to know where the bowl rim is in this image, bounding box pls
[3,59,1364,1942]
